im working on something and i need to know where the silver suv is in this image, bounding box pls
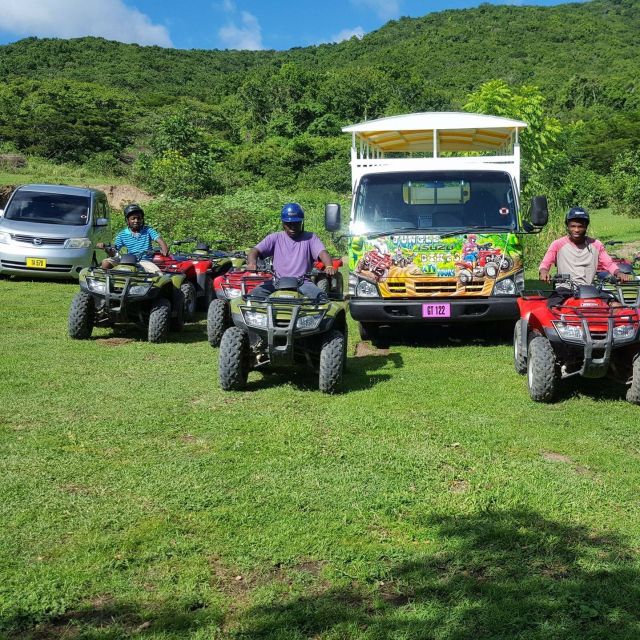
[0,184,110,279]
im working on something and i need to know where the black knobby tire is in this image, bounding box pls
[148,298,171,343]
[626,355,640,405]
[513,319,527,375]
[68,290,95,339]
[316,276,330,294]
[181,281,197,322]
[319,329,345,394]
[332,272,344,294]
[207,299,230,347]
[359,322,380,341]
[219,327,250,391]
[170,287,185,332]
[197,273,214,312]
[527,335,558,402]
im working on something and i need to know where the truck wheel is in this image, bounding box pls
[148,298,171,343]
[219,327,250,390]
[197,273,214,311]
[319,329,345,394]
[626,355,640,405]
[513,319,527,375]
[181,281,197,322]
[359,322,380,341]
[68,291,94,339]
[207,299,230,347]
[527,335,557,402]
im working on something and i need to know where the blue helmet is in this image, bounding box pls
[565,207,589,225]
[281,202,304,223]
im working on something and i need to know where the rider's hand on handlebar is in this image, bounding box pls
[324,265,337,276]
[539,268,551,283]
[615,270,631,283]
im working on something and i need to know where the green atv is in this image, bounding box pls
[218,275,348,393]
[68,253,185,343]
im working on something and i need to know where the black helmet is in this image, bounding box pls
[124,203,144,219]
[565,207,589,225]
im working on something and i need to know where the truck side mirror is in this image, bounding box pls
[530,196,548,228]
[325,203,341,232]
[95,217,108,227]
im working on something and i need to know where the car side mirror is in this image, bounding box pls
[325,204,341,232]
[530,196,548,228]
[95,217,108,227]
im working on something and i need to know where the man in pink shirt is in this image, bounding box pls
[539,207,629,286]
[247,203,336,301]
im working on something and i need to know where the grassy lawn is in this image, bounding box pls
[2,261,640,638]
[591,208,640,246]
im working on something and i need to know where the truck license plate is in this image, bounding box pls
[26,257,47,268]
[422,303,451,318]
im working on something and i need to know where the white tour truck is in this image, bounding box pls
[324,111,549,339]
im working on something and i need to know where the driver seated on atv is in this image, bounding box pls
[96,203,169,273]
[539,207,630,306]
[245,203,336,301]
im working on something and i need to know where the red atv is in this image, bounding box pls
[151,240,232,322]
[358,250,392,279]
[513,275,640,403]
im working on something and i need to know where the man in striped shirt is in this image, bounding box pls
[97,203,168,271]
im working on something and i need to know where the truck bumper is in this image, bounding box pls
[349,297,519,323]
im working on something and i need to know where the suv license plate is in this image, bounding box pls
[422,303,451,318]
[26,258,47,268]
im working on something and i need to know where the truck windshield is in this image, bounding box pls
[5,191,90,226]
[352,171,517,235]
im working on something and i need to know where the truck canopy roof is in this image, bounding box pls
[343,112,527,154]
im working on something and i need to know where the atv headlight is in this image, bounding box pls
[129,283,151,296]
[296,314,323,330]
[553,321,584,341]
[493,277,516,296]
[243,310,268,328]
[356,279,379,297]
[64,237,92,249]
[613,324,636,340]
[86,278,106,294]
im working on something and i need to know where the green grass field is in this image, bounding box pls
[2,218,640,639]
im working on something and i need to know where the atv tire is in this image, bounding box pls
[68,291,95,339]
[181,281,197,322]
[170,287,185,332]
[219,327,250,390]
[316,276,330,294]
[207,298,230,347]
[197,273,214,312]
[148,298,171,343]
[527,335,557,402]
[319,329,345,394]
[332,272,344,294]
[513,319,527,375]
[626,355,640,405]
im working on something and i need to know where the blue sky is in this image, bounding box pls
[0,0,584,50]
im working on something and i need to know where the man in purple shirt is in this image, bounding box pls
[247,203,336,300]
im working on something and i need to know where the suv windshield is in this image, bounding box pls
[352,171,517,235]
[5,191,90,226]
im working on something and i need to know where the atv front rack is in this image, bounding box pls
[88,268,160,315]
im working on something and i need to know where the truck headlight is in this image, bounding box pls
[492,277,516,296]
[0,231,11,244]
[86,278,106,294]
[613,324,636,340]
[553,321,584,341]
[356,279,379,297]
[296,314,323,330]
[243,310,268,328]
[514,271,525,295]
[129,284,151,296]
[64,238,92,249]
[348,273,358,296]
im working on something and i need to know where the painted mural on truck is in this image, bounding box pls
[350,233,522,297]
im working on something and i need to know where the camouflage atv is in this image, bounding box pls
[218,275,348,393]
[68,253,185,343]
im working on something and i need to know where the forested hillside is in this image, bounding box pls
[0,0,639,222]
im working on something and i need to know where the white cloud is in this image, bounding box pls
[331,27,365,43]
[0,0,173,47]
[218,10,263,50]
[351,0,401,20]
